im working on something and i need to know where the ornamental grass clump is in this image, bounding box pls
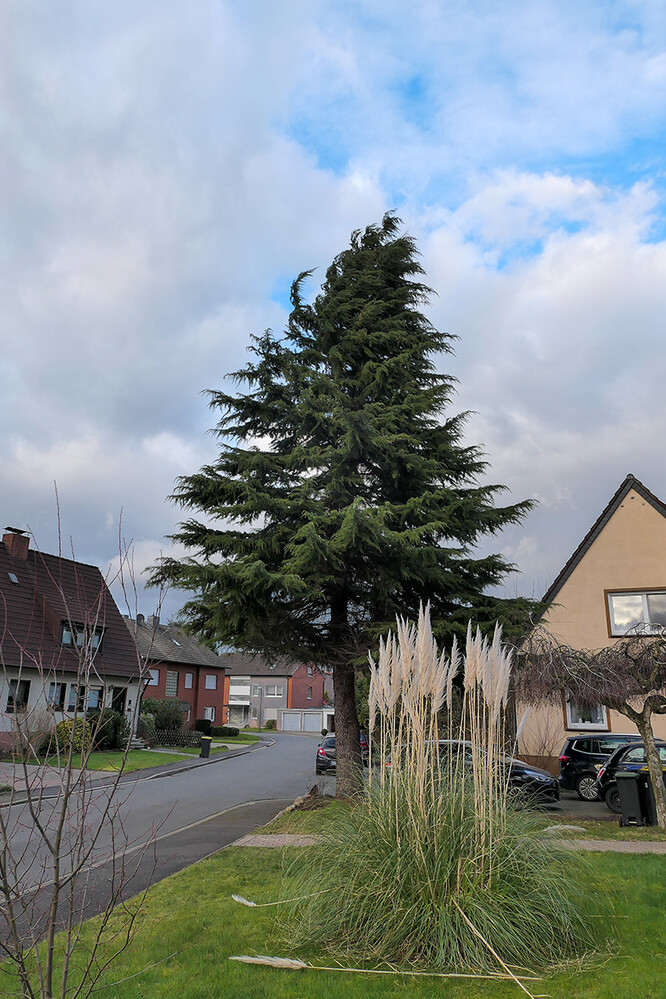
[284,605,605,975]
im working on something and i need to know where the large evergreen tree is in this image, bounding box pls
[150,215,535,793]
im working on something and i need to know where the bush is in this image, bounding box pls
[210,725,239,737]
[141,697,184,731]
[154,728,201,748]
[284,771,604,972]
[195,718,212,736]
[138,713,157,744]
[264,719,277,730]
[89,709,129,751]
[53,718,90,754]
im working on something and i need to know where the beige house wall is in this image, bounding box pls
[519,485,666,766]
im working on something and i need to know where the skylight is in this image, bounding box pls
[8,572,18,585]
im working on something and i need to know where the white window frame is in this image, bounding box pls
[147,669,160,686]
[565,698,608,731]
[265,684,283,697]
[306,686,312,700]
[608,590,666,636]
[184,672,193,689]
[203,706,215,721]
[165,670,179,697]
[205,674,217,690]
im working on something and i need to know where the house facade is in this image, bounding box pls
[518,474,666,768]
[0,529,142,748]
[126,614,226,728]
[221,653,328,730]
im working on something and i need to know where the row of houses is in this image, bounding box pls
[0,527,331,747]
[3,472,666,756]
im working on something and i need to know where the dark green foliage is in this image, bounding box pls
[53,718,90,754]
[141,697,184,731]
[195,718,212,735]
[211,725,239,737]
[90,709,129,751]
[264,719,277,730]
[150,215,536,780]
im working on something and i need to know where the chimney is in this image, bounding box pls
[3,528,29,561]
[146,613,160,630]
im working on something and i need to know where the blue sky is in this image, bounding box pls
[2,0,666,618]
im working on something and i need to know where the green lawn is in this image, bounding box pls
[13,804,666,999]
[45,750,192,772]
[542,815,666,841]
[156,745,229,756]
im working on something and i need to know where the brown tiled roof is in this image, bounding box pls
[126,618,224,669]
[0,540,140,678]
[542,474,666,606]
[220,651,301,676]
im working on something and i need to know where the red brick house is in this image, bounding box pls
[0,528,142,747]
[221,653,328,730]
[126,614,226,728]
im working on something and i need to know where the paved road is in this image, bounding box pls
[0,733,321,939]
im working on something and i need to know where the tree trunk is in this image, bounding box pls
[620,703,666,828]
[333,666,361,797]
[329,589,361,798]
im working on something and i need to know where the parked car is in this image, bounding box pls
[596,740,666,813]
[433,741,560,805]
[315,731,369,775]
[558,733,642,801]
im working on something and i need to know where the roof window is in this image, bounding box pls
[8,572,19,585]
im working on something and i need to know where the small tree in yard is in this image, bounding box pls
[149,215,535,795]
[0,533,163,998]
[517,629,666,827]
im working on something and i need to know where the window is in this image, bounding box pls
[6,679,31,713]
[205,674,217,690]
[265,684,283,697]
[184,672,193,689]
[252,684,260,696]
[203,706,215,721]
[565,699,607,730]
[165,671,179,697]
[87,687,102,711]
[307,666,313,677]
[608,590,666,635]
[61,623,104,650]
[307,686,312,700]
[147,669,160,686]
[251,706,258,720]
[67,685,86,712]
[47,682,66,710]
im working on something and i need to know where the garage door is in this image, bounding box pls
[303,712,322,732]
[281,711,301,731]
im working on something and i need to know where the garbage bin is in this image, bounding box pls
[200,735,212,759]
[637,772,658,826]
[615,771,646,826]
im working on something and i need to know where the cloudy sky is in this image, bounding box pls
[3,0,666,621]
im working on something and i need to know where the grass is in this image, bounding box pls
[41,750,193,772]
[12,809,665,999]
[540,816,666,841]
[156,745,229,756]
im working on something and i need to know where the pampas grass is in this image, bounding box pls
[283,605,605,975]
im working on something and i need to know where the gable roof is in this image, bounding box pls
[0,537,140,678]
[126,617,224,669]
[220,651,303,676]
[542,474,666,606]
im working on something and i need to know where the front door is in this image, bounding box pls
[111,686,127,713]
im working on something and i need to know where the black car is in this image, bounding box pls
[434,741,560,805]
[596,740,666,813]
[315,732,369,775]
[558,733,642,801]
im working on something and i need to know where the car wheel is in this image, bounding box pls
[576,774,600,801]
[604,785,622,814]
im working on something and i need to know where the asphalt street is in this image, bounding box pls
[1,733,321,938]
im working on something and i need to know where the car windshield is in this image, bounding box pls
[322,737,336,749]
[622,745,666,764]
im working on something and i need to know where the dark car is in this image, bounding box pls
[558,733,642,801]
[315,731,369,775]
[434,741,559,805]
[596,740,666,813]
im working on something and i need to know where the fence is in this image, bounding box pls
[153,728,202,748]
